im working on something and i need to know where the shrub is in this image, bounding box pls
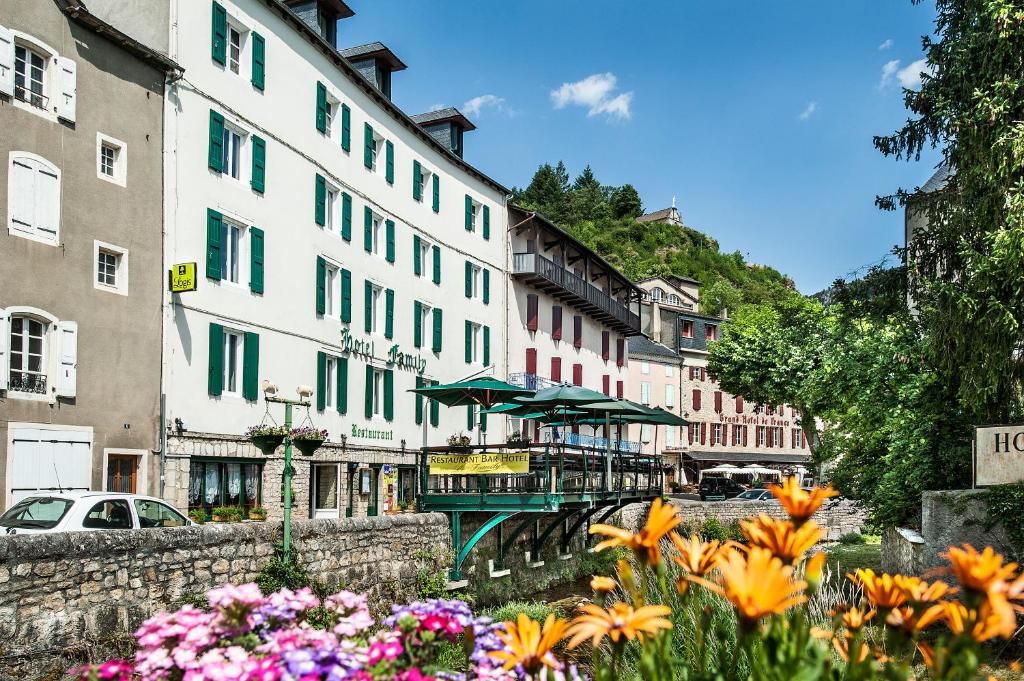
[839,531,866,545]
[484,601,554,625]
[699,517,729,542]
[210,505,243,522]
[187,508,208,524]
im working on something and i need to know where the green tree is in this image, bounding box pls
[610,184,643,219]
[700,279,742,317]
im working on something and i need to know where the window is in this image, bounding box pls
[418,302,432,346]
[756,426,767,447]
[325,187,338,231]
[14,44,46,108]
[640,360,650,375]
[417,238,433,278]
[641,424,652,443]
[100,145,115,177]
[651,287,663,302]
[9,315,47,394]
[793,428,804,448]
[665,427,676,447]
[416,166,431,203]
[97,250,116,286]
[681,320,694,338]
[94,241,128,295]
[187,460,262,511]
[733,424,746,445]
[221,124,244,180]
[372,367,385,417]
[689,366,704,381]
[467,322,482,363]
[711,423,723,446]
[106,454,138,493]
[665,365,674,378]
[222,329,244,395]
[220,219,244,284]
[368,283,383,334]
[370,214,383,255]
[323,262,339,317]
[665,384,675,408]
[467,197,481,232]
[324,356,337,409]
[369,130,384,172]
[82,499,132,529]
[668,294,681,305]
[706,324,718,341]
[134,499,188,528]
[640,382,651,405]
[8,152,60,245]
[227,25,242,74]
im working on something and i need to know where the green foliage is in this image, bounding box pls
[483,601,554,625]
[981,483,1024,562]
[609,183,643,219]
[839,532,867,545]
[188,508,208,524]
[413,547,452,600]
[211,506,243,522]
[700,517,729,543]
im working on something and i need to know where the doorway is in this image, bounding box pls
[106,454,138,493]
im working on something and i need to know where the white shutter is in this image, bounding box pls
[56,320,77,398]
[54,56,76,123]
[0,25,14,98]
[35,163,59,239]
[0,308,8,391]
[9,157,36,232]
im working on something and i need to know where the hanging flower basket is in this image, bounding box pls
[446,433,472,452]
[290,426,328,456]
[245,424,288,455]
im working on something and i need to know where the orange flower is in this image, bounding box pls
[945,544,1018,597]
[832,636,871,663]
[565,602,672,649]
[739,514,822,564]
[669,532,722,576]
[590,497,680,566]
[805,551,827,586]
[893,575,955,604]
[884,604,946,635]
[768,477,838,523]
[917,642,936,670]
[490,613,568,675]
[940,600,1014,642]
[848,569,907,610]
[693,546,807,622]
[590,576,617,594]
[841,606,875,632]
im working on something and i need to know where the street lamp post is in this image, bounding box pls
[265,393,309,565]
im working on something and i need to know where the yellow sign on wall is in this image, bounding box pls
[168,262,197,293]
[429,452,531,475]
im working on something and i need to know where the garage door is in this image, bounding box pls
[9,427,92,505]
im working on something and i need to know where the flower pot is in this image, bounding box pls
[293,438,324,456]
[448,446,472,453]
[211,514,225,523]
[248,512,267,522]
[251,433,285,455]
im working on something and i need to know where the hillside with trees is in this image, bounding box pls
[512,162,798,314]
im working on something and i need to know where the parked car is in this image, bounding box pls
[0,492,192,535]
[733,488,775,502]
[699,477,746,501]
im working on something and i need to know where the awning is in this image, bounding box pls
[684,451,811,465]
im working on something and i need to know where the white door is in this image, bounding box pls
[8,427,92,506]
[312,463,340,519]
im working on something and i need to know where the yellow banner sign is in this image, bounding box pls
[168,262,198,293]
[429,452,531,475]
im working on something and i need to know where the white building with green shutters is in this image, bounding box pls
[103,0,509,520]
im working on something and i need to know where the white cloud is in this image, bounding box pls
[879,58,933,90]
[798,101,818,121]
[550,72,633,121]
[879,59,901,88]
[878,38,893,51]
[462,94,506,117]
[427,102,446,112]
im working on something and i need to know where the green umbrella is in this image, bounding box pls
[615,404,689,426]
[408,376,533,410]
[511,384,611,408]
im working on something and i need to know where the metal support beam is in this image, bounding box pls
[587,503,630,546]
[532,509,579,559]
[561,507,602,554]
[450,512,514,581]
[497,513,540,570]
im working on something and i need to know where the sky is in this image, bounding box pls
[339,1,943,294]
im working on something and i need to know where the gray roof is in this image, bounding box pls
[686,451,811,465]
[339,42,408,71]
[410,108,476,131]
[920,163,953,193]
[627,336,680,361]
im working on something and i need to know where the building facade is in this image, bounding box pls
[633,276,810,484]
[626,336,684,455]
[0,0,177,508]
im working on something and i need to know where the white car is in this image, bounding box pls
[733,488,776,502]
[0,492,193,535]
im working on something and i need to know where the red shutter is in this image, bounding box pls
[602,375,610,395]
[573,316,583,349]
[616,380,624,398]
[616,338,625,366]
[601,331,610,360]
[688,424,694,444]
[526,294,538,331]
[700,367,706,381]
[526,348,537,375]
[533,421,540,442]
[700,423,706,445]
[692,389,701,411]
[714,391,722,412]
[572,363,582,386]
[743,427,748,447]
[791,407,796,417]
[571,424,580,434]
[802,432,808,449]
[736,396,744,413]
[552,306,562,340]
[550,357,562,382]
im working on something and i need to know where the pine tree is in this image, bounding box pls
[610,184,643,219]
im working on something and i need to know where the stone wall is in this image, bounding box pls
[0,513,447,677]
[669,498,868,540]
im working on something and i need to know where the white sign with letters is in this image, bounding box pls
[975,424,1024,486]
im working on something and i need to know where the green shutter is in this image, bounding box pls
[364,365,374,418]
[413,235,422,275]
[480,411,488,433]
[340,104,351,151]
[413,301,423,347]
[483,205,490,240]
[465,195,473,231]
[415,376,424,425]
[251,32,265,90]
[430,385,439,426]
[383,370,394,421]
[432,246,441,285]
[412,161,422,201]
[432,174,440,213]
[465,320,472,363]
[363,207,373,252]
[317,351,327,411]
[464,261,473,298]
[385,220,395,263]
[314,174,326,226]
[384,289,394,339]
[432,308,443,353]
[385,140,394,185]
[250,226,264,294]
[211,1,227,65]
[467,405,474,430]
[364,280,373,333]
[337,358,348,413]
[316,81,328,133]
[208,322,224,395]
[340,268,352,322]
[483,326,491,366]
[243,332,259,401]
[482,269,490,304]
[208,110,224,172]
[316,256,326,315]
[341,192,352,241]
[251,135,266,193]
[363,123,374,169]
[206,208,223,280]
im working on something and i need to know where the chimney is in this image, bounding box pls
[283,0,354,45]
[410,108,476,158]
[339,42,407,100]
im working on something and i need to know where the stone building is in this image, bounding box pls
[631,276,811,485]
[636,197,683,227]
[0,0,178,508]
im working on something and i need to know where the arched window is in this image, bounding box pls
[650,287,664,302]
[668,294,681,305]
[8,314,48,394]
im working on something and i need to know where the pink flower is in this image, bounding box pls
[208,583,264,610]
[399,669,436,681]
[367,639,403,665]
[333,608,374,637]
[69,660,133,681]
[420,614,447,632]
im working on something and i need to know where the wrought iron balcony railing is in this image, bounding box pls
[8,372,47,394]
